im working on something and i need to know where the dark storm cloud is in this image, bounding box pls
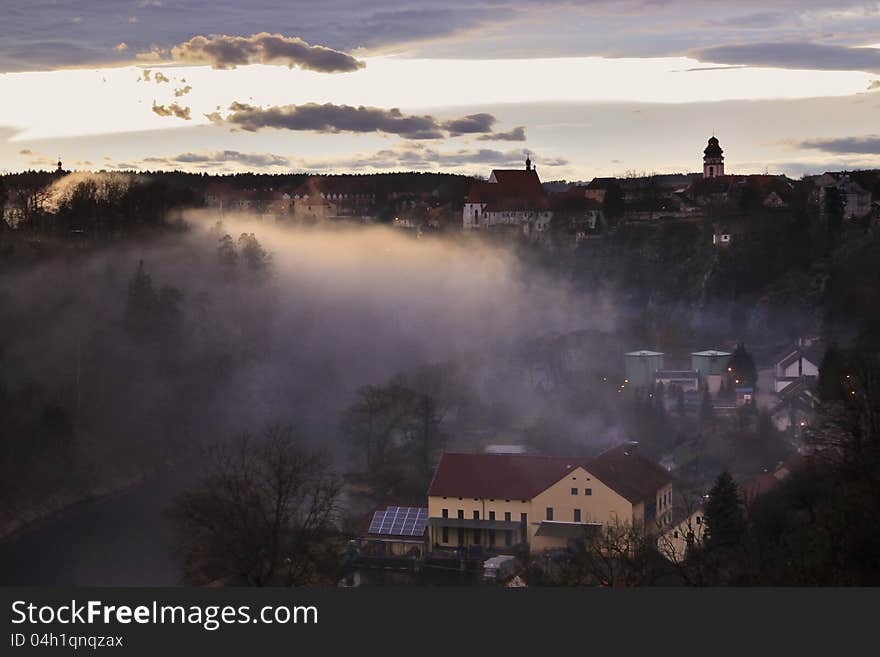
[147,33,364,72]
[151,101,191,120]
[4,1,876,72]
[170,150,290,167]
[798,135,880,154]
[691,42,880,73]
[443,113,496,136]
[215,102,503,140]
[477,126,527,142]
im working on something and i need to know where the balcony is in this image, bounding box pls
[428,517,522,531]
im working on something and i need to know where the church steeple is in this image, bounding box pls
[703,136,724,178]
[525,153,532,171]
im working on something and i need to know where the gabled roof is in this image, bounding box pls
[465,168,547,211]
[428,453,583,500]
[428,444,672,504]
[489,169,543,193]
[773,341,824,369]
[586,444,673,505]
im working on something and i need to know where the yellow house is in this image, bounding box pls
[427,443,673,554]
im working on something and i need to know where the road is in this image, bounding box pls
[0,465,195,586]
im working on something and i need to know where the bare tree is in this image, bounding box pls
[566,520,659,586]
[168,423,342,586]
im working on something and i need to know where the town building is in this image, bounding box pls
[703,136,725,179]
[655,369,700,393]
[549,186,604,243]
[691,350,732,394]
[625,350,665,388]
[357,506,428,559]
[771,377,818,434]
[773,340,823,393]
[815,173,873,220]
[462,157,552,239]
[291,177,376,222]
[426,443,673,554]
[659,508,706,563]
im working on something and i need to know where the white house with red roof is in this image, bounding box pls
[462,156,552,238]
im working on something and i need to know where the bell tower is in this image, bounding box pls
[703,136,724,178]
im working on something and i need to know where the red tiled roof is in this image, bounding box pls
[587,444,673,504]
[465,169,547,211]
[428,444,672,504]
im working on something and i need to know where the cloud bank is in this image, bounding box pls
[209,102,524,141]
[140,33,365,73]
[691,42,880,73]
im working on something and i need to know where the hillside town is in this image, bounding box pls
[1,137,879,587]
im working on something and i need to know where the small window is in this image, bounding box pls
[696,516,702,525]
[442,527,449,543]
[571,487,578,495]
[585,488,592,496]
[442,509,448,518]
[489,511,496,521]
[574,509,581,522]
[673,530,679,539]
[546,507,554,521]
[457,510,464,519]
[473,510,479,520]
[504,512,511,522]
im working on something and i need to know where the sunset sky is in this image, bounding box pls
[2,0,880,179]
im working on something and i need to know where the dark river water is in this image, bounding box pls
[0,466,194,586]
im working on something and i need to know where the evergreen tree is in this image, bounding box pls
[602,182,624,225]
[704,471,746,550]
[238,233,271,278]
[728,343,757,389]
[817,344,846,402]
[217,233,238,279]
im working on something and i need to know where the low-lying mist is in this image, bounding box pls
[0,209,624,535]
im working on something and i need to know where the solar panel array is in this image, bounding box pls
[368,506,428,537]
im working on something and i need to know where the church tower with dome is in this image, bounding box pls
[703,136,724,178]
